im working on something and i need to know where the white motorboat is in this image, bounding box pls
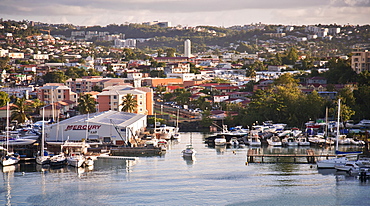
[282,136,298,146]
[229,137,239,147]
[214,138,227,146]
[337,135,351,145]
[335,161,360,173]
[349,138,365,145]
[267,136,282,146]
[84,157,94,167]
[154,125,176,140]
[245,134,261,146]
[308,135,326,145]
[67,153,86,167]
[182,144,196,157]
[297,136,310,146]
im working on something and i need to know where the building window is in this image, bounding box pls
[58,95,61,99]
[139,101,142,105]
[113,95,117,99]
[58,90,61,93]
[140,95,143,98]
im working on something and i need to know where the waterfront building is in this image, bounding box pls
[44,111,146,145]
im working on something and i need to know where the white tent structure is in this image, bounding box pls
[45,111,147,145]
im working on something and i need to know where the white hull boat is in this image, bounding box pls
[297,137,310,146]
[182,144,196,157]
[214,138,227,146]
[50,153,67,166]
[267,136,282,146]
[1,155,19,166]
[317,156,349,169]
[67,154,86,167]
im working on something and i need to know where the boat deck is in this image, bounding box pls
[246,149,345,164]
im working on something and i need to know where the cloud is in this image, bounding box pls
[0,0,369,26]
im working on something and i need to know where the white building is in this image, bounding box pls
[184,39,191,58]
[45,111,147,145]
[114,39,137,48]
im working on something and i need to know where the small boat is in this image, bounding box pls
[267,136,282,146]
[154,125,176,140]
[317,156,349,169]
[1,153,20,167]
[67,153,86,167]
[245,133,262,146]
[214,137,227,146]
[36,111,50,165]
[50,153,67,166]
[1,102,20,167]
[282,136,298,146]
[297,136,310,146]
[229,137,239,147]
[349,138,365,145]
[84,157,94,167]
[36,152,51,165]
[182,144,196,157]
[335,161,360,173]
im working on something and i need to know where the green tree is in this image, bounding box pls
[165,48,176,57]
[10,97,33,123]
[31,99,45,116]
[121,93,138,113]
[200,110,213,127]
[282,47,299,65]
[42,71,67,83]
[77,94,97,114]
[0,91,10,107]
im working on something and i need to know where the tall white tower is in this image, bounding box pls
[184,39,191,58]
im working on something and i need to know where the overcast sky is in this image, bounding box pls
[1,0,369,27]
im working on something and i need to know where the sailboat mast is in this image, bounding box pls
[336,99,341,150]
[85,113,89,140]
[176,109,179,128]
[41,107,45,158]
[6,101,9,151]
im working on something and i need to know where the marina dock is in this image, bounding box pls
[246,149,344,164]
[97,155,138,161]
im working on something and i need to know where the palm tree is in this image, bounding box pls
[10,97,33,123]
[121,93,137,113]
[78,94,97,114]
[31,99,45,116]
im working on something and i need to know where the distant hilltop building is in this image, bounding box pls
[184,39,192,58]
[351,49,370,74]
[142,21,171,27]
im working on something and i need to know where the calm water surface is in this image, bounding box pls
[1,132,370,206]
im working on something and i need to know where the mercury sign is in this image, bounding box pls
[65,125,102,131]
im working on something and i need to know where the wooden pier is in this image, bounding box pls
[97,155,138,161]
[246,149,342,164]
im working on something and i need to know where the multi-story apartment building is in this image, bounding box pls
[37,83,77,104]
[96,86,153,115]
[351,49,370,74]
[65,77,131,93]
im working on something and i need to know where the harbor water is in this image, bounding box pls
[1,132,370,206]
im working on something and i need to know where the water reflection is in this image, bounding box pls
[215,145,226,155]
[182,156,196,165]
[2,165,15,206]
